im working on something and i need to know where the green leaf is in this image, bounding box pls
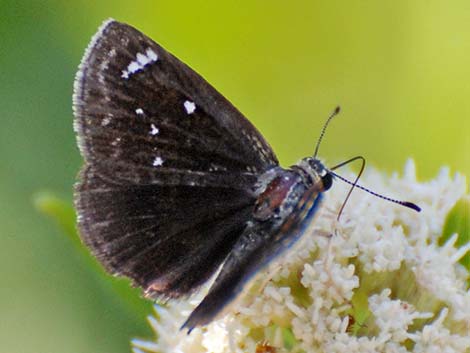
[440,196,470,271]
[33,191,77,242]
[348,288,371,336]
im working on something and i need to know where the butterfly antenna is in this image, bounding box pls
[313,106,341,158]
[330,156,365,220]
[329,157,421,213]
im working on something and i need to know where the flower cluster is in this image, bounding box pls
[133,160,469,353]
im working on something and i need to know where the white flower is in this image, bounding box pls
[133,159,469,353]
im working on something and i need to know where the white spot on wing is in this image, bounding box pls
[150,124,159,135]
[136,52,151,66]
[111,137,121,146]
[135,108,144,115]
[184,100,196,115]
[152,156,164,167]
[146,48,158,61]
[101,117,111,126]
[127,61,140,74]
[121,47,159,79]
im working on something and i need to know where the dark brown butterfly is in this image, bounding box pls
[73,19,420,333]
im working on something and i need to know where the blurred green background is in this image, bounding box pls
[1,1,469,352]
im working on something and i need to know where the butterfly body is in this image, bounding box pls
[74,19,333,332]
[182,159,331,329]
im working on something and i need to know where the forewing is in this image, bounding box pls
[73,19,278,298]
[73,19,278,185]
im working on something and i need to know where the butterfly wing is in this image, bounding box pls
[76,166,254,298]
[73,19,278,299]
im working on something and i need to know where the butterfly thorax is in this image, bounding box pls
[252,157,332,224]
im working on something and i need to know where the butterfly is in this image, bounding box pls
[73,19,420,333]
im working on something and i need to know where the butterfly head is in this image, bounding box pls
[296,157,333,192]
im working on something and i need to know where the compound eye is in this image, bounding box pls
[321,173,333,191]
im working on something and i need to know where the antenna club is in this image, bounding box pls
[330,170,421,213]
[401,201,421,212]
[334,106,341,115]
